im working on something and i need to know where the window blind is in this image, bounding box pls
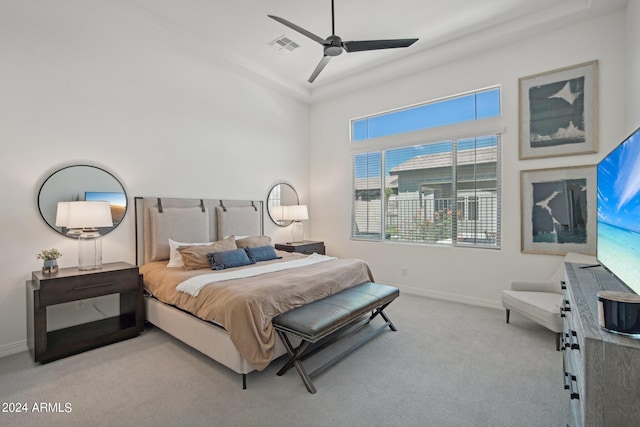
[351,135,501,248]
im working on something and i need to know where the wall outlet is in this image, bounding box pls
[78,300,86,308]
[401,267,408,276]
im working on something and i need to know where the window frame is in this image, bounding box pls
[350,86,501,143]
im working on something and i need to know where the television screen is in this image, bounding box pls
[85,192,126,225]
[597,127,640,295]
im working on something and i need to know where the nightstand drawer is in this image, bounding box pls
[37,268,139,306]
[297,245,324,255]
[275,241,325,255]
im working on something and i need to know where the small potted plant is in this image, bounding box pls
[37,248,62,274]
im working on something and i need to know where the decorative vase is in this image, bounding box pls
[42,259,58,274]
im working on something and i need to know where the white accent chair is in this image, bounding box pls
[501,252,597,350]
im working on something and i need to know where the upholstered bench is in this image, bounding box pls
[272,281,399,393]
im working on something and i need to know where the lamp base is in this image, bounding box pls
[78,230,103,271]
[78,265,102,271]
[291,221,304,243]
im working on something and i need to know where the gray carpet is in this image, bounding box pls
[0,294,571,427]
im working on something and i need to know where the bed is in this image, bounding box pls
[134,197,372,387]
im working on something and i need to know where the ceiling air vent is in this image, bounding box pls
[268,35,300,52]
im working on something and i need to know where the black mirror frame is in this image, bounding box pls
[266,183,299,227]
[37,164,128,238]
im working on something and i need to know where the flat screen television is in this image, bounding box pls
[597,126,640,295]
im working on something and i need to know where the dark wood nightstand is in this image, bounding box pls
[275,240,325,255]
[26,262,144,363]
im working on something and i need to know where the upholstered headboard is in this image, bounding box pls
[135,197,263,265]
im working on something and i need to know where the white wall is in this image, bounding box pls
[0,0,309,355]
[1,1,637,356]
[309,10,629,307]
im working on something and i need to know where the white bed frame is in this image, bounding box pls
[134,197,291,388]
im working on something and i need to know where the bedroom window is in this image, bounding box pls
[351,87,502,249]
[352,135,501,248]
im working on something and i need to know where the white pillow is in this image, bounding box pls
[224,235,248,240]
[167,239,210,268]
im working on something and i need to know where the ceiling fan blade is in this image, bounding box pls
[308,56,331,83]
[267,15,327,45]
[343,38,418,53]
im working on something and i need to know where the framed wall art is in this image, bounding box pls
[519,60,598,160]
[521,165,596,255]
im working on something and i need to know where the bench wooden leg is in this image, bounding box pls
[276,330,316,393]
[370,301,397,331]
[275,304,397,394]
[276,332,312,378]
[292,354,316,394]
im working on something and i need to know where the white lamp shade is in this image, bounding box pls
[55,202,70,227]
[271,205,285,221]
[65,201,114,229]
[282,205,309,221]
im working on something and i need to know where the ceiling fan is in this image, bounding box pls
[268,0,418,83]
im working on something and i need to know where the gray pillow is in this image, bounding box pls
[236,235,272,249]
[177,236,237,270]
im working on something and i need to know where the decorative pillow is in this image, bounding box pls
[209,249,255,270]
[244,245,281,263]
[177,236,237,270]
[236,235,272,249]
[167,239,210,268]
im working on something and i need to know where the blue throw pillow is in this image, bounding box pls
[208,249,255,270]
[244,245,282,263]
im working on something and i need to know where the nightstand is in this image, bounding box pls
[26,262,144,363]
[275,240,325,255]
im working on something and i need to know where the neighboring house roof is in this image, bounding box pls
[389,146,497,174]
[354,175,398,191]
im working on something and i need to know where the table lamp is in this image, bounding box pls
[56,201,113,270]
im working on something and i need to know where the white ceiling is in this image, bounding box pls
[109,0,627,102]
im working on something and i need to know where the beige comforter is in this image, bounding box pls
[140,251,372,370]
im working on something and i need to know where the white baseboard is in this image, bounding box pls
[0,340,28,358]
[399,285,503,310]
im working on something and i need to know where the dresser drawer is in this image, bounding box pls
[38,268,139,306]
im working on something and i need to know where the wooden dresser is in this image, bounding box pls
[562,263,640,427]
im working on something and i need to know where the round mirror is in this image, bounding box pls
[267,183,299,226]
[38,165,128,238]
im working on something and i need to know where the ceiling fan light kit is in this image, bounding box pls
[268,0,418,83]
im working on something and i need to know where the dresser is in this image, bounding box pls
[27,262,144,363]
[562,263,640,427]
